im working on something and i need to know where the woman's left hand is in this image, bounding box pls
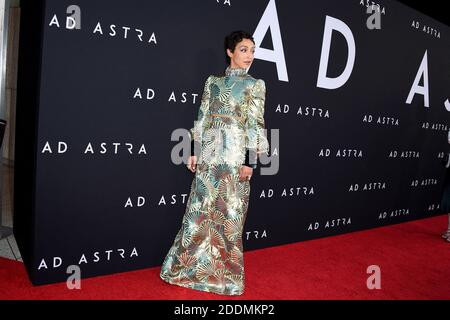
[239,165,253,182]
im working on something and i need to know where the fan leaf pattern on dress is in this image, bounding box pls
[160,68,267,295]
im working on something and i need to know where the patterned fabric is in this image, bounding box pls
[159,65,269,295]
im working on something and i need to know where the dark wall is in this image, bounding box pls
[14,0,45,282]
[15,0,450,285]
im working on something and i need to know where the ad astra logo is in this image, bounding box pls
[378,209,409,220]
[231,1,450,110]
[427,203,441,212]
[363,115,399,126]
[244,229,267,240]
[388,150,420,158]
[438,152,447,159]
[410,178,438,187]
[259,186,315,198]
[275,103,330,119]
[48,9,157,45]
[37,247,139,271]
[349,182,386,191]
[133,87,199,105]
[319,148,363,158]
[124,194,189,207]
[215,0,231,6]
[422,122,448,131]
[307,217,352,231]
[41,141,148,155]
[411,20,441,39]
[359,0,386,15]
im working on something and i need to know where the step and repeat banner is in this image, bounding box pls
[15,0,450,285]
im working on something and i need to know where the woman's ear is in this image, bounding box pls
[226,48,233,59]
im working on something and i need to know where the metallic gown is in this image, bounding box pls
[160,65,269,295]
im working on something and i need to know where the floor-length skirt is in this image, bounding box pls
[160,161,250,295]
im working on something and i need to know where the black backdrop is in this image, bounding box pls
[14,0,450,285]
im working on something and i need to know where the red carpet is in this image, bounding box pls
[1,215,449,300]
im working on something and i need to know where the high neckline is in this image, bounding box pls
[225,65,248,77]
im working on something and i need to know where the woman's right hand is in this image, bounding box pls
[187,156,197,173]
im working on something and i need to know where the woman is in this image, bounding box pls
[159,30,269,295]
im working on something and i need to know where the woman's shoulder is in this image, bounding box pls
[245,74,264,85]
[248,76,265,90]
[206,73,224,80]
[234,74,264,90]
[202,74,220,85]
[239,76,265,93]
[204,73,264,87]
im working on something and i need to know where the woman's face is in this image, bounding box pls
[227,38,255,69]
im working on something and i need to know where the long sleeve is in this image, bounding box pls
[190,75,212,156]
[244,79,270,167]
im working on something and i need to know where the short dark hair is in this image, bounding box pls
[224,30,255,65]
